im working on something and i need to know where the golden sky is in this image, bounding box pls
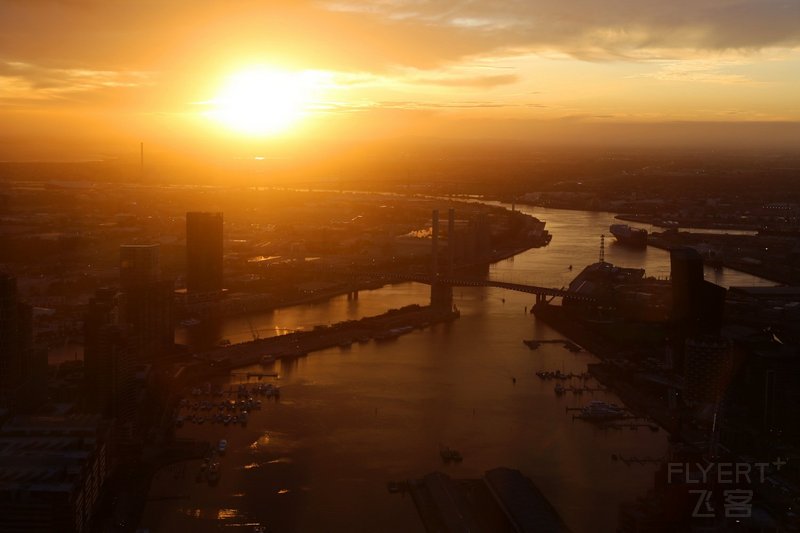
[1,0,799,160]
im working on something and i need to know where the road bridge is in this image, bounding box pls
[374,273,595,303]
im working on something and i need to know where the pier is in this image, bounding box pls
[229,372,279,380]
[524,339,583,352]
[554,385,606,395]
[170,304,460,384]
[601,422,661,432]
[610,454,664,465]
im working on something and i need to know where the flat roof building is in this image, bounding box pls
[0,414,110,533]
[186,212,223,295]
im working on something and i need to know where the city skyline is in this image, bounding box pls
[2,2,800,531]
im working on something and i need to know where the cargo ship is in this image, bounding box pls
[609,224,647,247]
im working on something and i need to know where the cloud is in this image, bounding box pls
[633,59,757,84]
[411,73,519,88]
[316,99,545,113]
[318,0,800,61]
[1,0,798,79]
[0,60,153,106]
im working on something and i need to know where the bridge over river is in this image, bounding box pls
[322,207,597,307]
[374,272,596,303]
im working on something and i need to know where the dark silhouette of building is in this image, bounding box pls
[670,247,726,335]
[0,275,30,395]
[684,336,733,407]
[119,243,160,286]
[83,289,136,426]
[186,212,223,294]
[670,248,728,379]
[670,247,705,322]
[0,414,110,533]
[0,273,44,408]
[119,244,174,357]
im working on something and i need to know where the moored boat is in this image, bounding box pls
[575,400,626,421]
[609,224,648,247]
[440,446,463,463]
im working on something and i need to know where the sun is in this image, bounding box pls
[207,67,325,136]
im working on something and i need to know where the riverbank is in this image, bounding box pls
[503,198,769,233]
[647,232,793,285]
[172,303,461,383]
[532,302,679,433]
[615,213,761,232]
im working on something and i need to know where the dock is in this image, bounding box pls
[403,468,572,533]
[600,422,660,431]
[610,454,664,466]
[537,370,593,381]
[554,385,606,395]
[229,372,279,380]
[523,339,583,352]
[170,304,460,384]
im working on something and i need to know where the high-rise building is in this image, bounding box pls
[0,414,110,533]
[83,289,136,423]
[0,273,35,405]
[119,243,160,286]
[670,247,727,335]
[670,247,704,324]
[1,275,24,390]
[119,244,173,357]
[684,336,733,407]
[186,212,223,294]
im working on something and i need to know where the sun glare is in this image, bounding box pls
[207,67,326,136]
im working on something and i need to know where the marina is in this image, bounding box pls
[175,382,279,428]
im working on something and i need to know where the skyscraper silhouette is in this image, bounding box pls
[83,288,133,416]
[120,243,160,286]
[670,247,726,335]
[0,273,40,406]
[119,244,174,357]
[186,212,224,294]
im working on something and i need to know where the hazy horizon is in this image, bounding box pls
[2,0,800,162]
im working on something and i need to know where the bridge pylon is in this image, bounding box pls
[430,208,454,311]
[430,280,453,311]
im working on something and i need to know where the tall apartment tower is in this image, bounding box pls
[83,289,136,418]
[186,212,224,294]
[684,336,733,407]
[120,243,160,286]
[0,273,38,408]
[670,247,727,336]
[670,247,728,379]
[119,244,173,357]
[0,274,29,396]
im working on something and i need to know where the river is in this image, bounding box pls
[144,205,775,533]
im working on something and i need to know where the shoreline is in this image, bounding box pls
[532,302,679,434]
[646,236,790,285]
[501,198,766,233]
[173,304,461,381]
